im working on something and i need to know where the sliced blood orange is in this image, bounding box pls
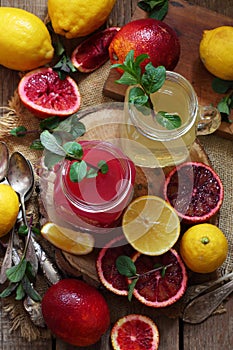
[96,235,136,296]
[18,67,81,119]
[164,162,224,224]
[131,249,188,308]
[71,27,120,73]
[111,314,159,350]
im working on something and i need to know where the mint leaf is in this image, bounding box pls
[138,0,169,20]
[16,283,26,300]
[40,130,66,156]
[128,278,138,301]
[44,150,64,170]
[212,78,233,94]
[157,111,182,129]
[218,97,230,115]
[10,126,27,137]
[30,139,44,150]
[116,256,137,277]
[98,160,109,174]
[69,160,87,182]
[63,141,83,159]
[142,64,166,94]
[6,259,27,283]
[40,116,60,131]
[21,275,42,302]
[129,86,149,106]
[55,115,86,138]
[116,72,139,86]
[0,283,18,298]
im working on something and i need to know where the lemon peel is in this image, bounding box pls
[48,0,116,38]
[180,223,228,273]
[0,184,19,237]
[199,26,233,81]
[0,7,54,71]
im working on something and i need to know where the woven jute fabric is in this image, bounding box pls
[0,61,233,340]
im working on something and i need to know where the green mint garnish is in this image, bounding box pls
[0,217,41,302]
[111,50,182,130]
[212,77,233,123]
[40,131,108,182]
[137,0,169,20]
[116,255,172,301]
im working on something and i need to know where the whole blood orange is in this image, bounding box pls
[109,18,180,72]
[164,162,224,224]
[41,279,110,346]
[18,68,81,119]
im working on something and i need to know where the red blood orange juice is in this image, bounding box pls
[54,140,136,230]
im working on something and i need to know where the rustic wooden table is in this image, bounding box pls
[0,0,233,349]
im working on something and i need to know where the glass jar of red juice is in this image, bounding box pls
[53,140,136,231]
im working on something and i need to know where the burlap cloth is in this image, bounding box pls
[0,61,233,341]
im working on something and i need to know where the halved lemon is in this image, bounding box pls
[41,222,95,255]
[122,195,180,255]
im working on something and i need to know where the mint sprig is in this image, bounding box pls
[10,114,86,150]
[111,50,181,129]
[116,255,172,301]
[0,218,41,302]
[212,77,233,123]
[137,0,169,20]
[40,130,108,182]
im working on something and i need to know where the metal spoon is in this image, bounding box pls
[7,152,38,272]
[0,141,9,182]
[182,277,233,324]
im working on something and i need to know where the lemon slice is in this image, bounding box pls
[41,222,95,255]
[122,195,180,256]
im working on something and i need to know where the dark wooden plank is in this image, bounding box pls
[104,0,233,140]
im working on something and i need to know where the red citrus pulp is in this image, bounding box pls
[96,235,136,295]
[18,68,81,119]
[109,18,180,72]
[71,27,120,72]
[130,249,188,307]
[111,314,160,350]
[164,162,224,224]
[41,279,110,346]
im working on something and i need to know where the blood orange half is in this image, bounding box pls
[96,235,136,296]
[18,67,81,119]
[111,314,159,350]
[71,27,120,73]
[164,162,224,224]
[131,249,188,308]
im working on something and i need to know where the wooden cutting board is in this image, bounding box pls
[103,0,233,140]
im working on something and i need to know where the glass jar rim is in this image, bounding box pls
[61,140,134,212]
[127,71,199,141]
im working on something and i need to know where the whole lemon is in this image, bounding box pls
[199,26,233,81]
[0,7,54,71]
[0,184,19,237]
[48,0,116,38]
[180,223,228,274]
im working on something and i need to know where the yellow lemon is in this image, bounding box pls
[122,195,180,256]
[199,26,233,80]
[0,7,54,71]
[0,184,19,237]
[41,222,95,255]
[180,223,228,274]
[48,0,116,38]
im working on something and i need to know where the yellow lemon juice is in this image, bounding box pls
[121,75,198,168]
